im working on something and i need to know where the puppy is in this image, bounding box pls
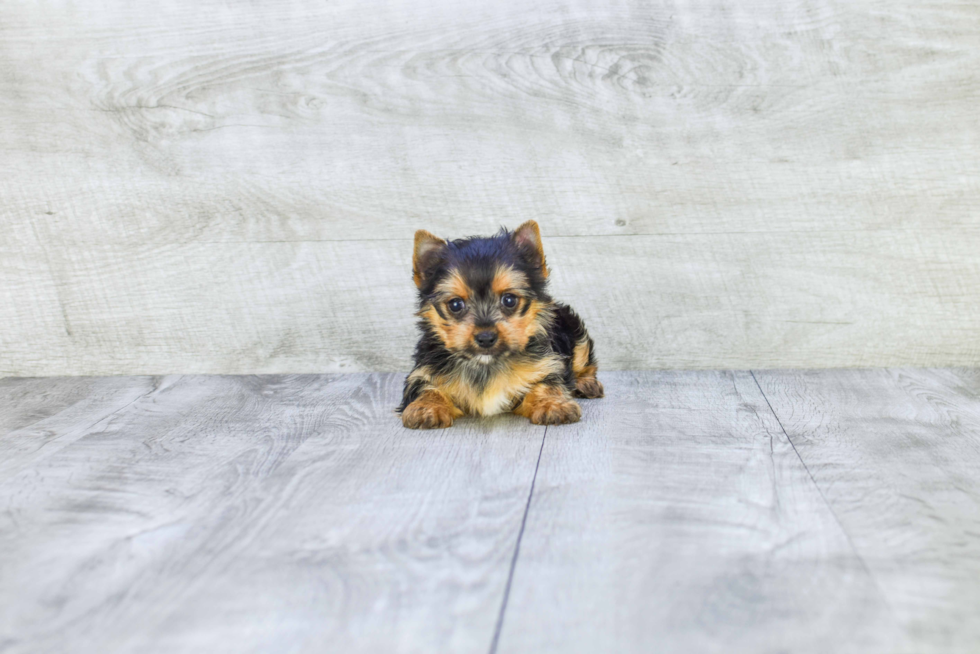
[398,220,603,429]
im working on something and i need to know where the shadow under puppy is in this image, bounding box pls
[398,220,603,429]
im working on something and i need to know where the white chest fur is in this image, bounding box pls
[446,354,564,417]
[472,386,517,417]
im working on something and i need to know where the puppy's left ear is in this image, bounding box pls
[413,230,447,288]
[512,220,548,279]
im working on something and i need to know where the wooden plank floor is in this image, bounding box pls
[1,370,978,653]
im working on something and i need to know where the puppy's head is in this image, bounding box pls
[413,221,553,361]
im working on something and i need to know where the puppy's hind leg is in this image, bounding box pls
[571,334,604,399]
[554,303,604,399]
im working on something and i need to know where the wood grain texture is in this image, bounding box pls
[3,230,977,377]
[0,373,543,654]
[2,0,979,375]
[496,370,909,653]
[4,370,980,652]
[0,376,159,477]
[754,368,980,653]
[0,376,128,436]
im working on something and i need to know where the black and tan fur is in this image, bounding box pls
[398,220,603,429]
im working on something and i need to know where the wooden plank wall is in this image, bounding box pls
[2,0,978,376]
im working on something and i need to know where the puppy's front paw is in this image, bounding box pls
[526,398,582,425]
[574,376,604,399]
[401,392,458,429]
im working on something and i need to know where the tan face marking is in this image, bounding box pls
[496,300,548,351]
[488,265,540,352]
[423,269,479,352]
[434,269,470,302]
[423,264,550,356]
[422,305,476,352]
[491,266,528,296]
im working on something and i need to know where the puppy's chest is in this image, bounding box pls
[443,356,562,417]
[469,384,521,417]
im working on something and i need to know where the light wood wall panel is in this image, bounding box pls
[1,0,978,375]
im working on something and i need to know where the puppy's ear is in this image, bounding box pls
[413,230,447,288]
[512,220,548,279]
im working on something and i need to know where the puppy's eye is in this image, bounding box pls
[447,298,466,313]
[501,293,518,309]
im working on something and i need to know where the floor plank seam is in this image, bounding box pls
[79,376,168,437]
[748,370,900,621]
[488,426,548,654]
[15,376,166,448]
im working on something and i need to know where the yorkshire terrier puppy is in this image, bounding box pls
[398,220,603,429]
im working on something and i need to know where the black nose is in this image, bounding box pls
[475,331,498,349]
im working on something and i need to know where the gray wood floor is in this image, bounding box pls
[1,369,979,653]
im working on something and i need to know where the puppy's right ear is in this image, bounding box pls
[413,230,447,288]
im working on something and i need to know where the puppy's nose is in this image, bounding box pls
[475,331,498,349]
